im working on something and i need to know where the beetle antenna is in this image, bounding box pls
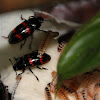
[9,59,14,66]
[9,59,18,76]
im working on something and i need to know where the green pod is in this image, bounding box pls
[57,12,100,90]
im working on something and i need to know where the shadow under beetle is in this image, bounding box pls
[3,15,45,49]
[9,50,51,81]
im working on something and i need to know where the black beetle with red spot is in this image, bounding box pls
[4,15,45,49]
[9,50,51,81]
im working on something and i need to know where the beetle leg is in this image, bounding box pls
[20,39,26,49]
[28,67,39,81]
[29,34,33,50]
[35,66,48,70]
[2,32,10,39]
[13,57,18,61]
[2,36,8,39]
[38,29,46,33]
[9,59,18,75]
[22,68,25,74]
[9,59,14,66]
[18,68,25,76]
[21,15,26,20]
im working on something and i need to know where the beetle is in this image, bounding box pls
[9,50,51,81]
[3,15,45,49]
[0,75,11,100]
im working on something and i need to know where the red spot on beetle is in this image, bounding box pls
[15,34,23,40]
[26,26,31,35]
[28,58,34,66]
[40,56,49,64]
[21,22,27,25]
[40,57,44,64]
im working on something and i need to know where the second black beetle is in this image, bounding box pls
[10,50,51,81]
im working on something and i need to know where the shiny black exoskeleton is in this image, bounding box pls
[10,50,51,81]
[8,15,44,49]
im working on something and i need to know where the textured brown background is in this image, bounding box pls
[0,0,100,23]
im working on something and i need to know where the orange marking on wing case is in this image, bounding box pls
[26,26,31,35]
[40,57,44,64]
[15,34,23,40]
[21,22,27,25]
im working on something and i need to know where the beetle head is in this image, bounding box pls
[37,17,44,23]
[13,58,26,71]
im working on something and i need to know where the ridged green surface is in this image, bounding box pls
[57,12,100,90]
